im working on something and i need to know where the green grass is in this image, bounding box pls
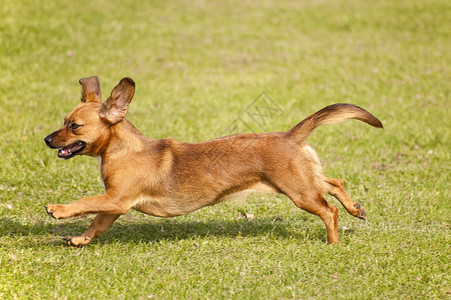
[1,0,450,298]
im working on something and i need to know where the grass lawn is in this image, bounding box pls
[1,0,450,298]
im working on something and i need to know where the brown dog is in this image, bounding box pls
[44,76,383,247]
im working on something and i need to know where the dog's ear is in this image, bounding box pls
[99,77,135,124]
[79,76,102,103]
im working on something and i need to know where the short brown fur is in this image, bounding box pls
[44,76,383,246]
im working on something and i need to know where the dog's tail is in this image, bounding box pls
[286,103,383,144]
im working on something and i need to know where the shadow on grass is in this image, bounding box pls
[0,216,333,246]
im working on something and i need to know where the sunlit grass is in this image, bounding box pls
[0,0,450,298]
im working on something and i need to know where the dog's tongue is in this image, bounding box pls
[57,142,84,159]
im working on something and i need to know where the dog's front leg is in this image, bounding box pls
[65,214,121,247]
[45,194,131,219]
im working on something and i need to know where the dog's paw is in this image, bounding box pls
[44,204,67,219]
[354,203,366,220]
[65,236,92,248]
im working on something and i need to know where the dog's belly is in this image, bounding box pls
[131,181,280,218]
[218,180,280,202]
[131,196,197,218]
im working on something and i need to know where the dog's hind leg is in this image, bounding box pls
[65,214,121,247]
[325,177,366,220]
[285,189,340,244]
[268,159,340,244]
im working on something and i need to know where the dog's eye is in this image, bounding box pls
[70,123,80,130]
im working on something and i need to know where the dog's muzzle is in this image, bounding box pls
[44,134,86,159]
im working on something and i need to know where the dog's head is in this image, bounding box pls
[44,76,135,159]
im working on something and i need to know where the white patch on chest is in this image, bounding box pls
[95,156,105,189]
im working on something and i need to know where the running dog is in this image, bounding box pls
[44,76,383,246]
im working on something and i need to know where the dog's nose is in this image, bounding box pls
[44,135,53,146]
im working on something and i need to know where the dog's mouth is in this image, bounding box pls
[57,141,86,159]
